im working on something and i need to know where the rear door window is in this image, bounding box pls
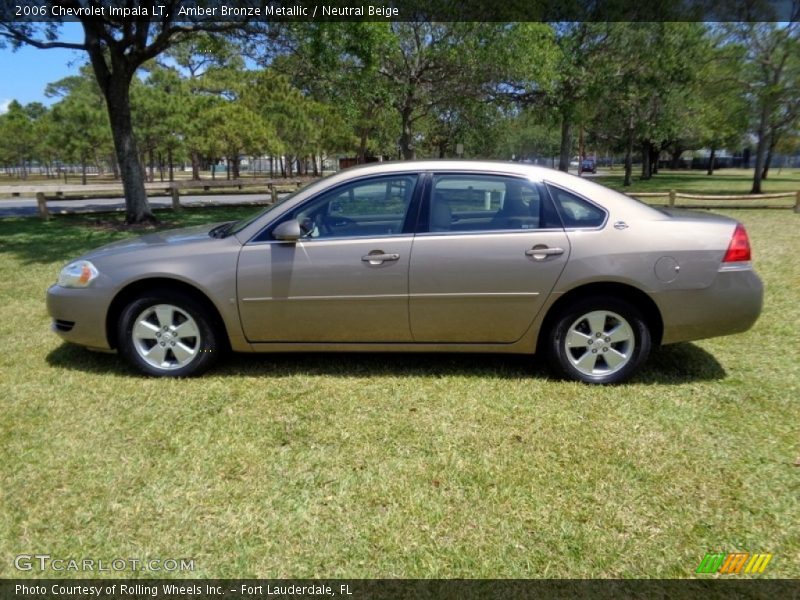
[428,174,560,233]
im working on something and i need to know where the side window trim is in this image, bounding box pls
[544,182,609,230]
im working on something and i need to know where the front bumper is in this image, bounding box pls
[654,266,763,345]
[46,284,114,350]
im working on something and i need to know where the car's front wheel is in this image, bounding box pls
[118,290,221,377]
[546,297,651,384]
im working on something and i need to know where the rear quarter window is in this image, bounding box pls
[546,184,607,228]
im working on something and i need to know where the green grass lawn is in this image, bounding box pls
[597,167,800,195]
[1,206,798,579]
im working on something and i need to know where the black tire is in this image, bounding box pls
[545,296,651,384]
[118,289,222,377]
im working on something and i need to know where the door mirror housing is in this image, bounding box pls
[273,219,302,241]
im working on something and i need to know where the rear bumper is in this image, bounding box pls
[654,267,763,345]
[46,284,113,350]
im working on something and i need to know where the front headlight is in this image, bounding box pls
[57,260,99,288]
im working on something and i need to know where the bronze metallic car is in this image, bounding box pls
[47,161,763,383]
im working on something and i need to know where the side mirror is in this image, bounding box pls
[272,219,302,241]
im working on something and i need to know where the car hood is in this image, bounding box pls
[80,222,229,260]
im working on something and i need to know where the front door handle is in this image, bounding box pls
[362,251,400,265]
[525,245,565,260]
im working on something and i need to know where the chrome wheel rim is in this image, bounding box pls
[131,304,201,370]
[564,310,635,377]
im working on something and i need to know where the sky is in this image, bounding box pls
[0,22,86,112]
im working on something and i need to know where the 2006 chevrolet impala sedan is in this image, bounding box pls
[47,161,763,383]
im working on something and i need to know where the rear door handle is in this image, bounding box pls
[525,246,565,260]
[362,252,400,265]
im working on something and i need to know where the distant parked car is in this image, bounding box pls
[580,158,597,173]
[47,160,762,384]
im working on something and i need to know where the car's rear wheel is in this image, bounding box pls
[118,290,220,377]
[546,297,651,384]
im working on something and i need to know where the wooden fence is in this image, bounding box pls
[628,189,800,212]
[14,178,311,219]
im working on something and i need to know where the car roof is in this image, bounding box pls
[327,160,657,211]
[331,159,561,180]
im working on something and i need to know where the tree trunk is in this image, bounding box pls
[762,132,778,180]
[650,146,659,175]
[624,130,634,187]
[641,141,651,180]
[110,153,120,179]
[81,158,87,185]
[751,105,770,194]
[670,146,682,169]
[168,148,174,182]
[558,113,572,173]
[707,147,716,176]
[357,129,369,163]
[148,147,155,182]
[94,69,154,222]
[190,151,200,180]
[399,110,416,160]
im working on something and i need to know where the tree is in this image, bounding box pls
[195,101,279,179]
[1,9,249,222]
[266,22,396,162]
[159,33,248,179]
[725,22,800,193]
[131,70,186,183]
[693,35,750,176]
[269,22,555,162]
[542,23,611,172]
[0,100,36,178]
[48,74,113,184]
[380,22,555,160]
[496,107,562,164]
[761,86,800,179]
[45,68,115,181]
[592,23,706,186]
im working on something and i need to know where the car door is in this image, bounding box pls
[237,174,420,342]
[409,172,570,343]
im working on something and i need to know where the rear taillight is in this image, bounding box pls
[723,223,751,262]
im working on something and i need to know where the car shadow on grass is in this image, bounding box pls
[46,341,726,384]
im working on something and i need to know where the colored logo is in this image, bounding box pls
[696,553,773,574]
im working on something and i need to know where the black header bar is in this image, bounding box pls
[2,0,798,23]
